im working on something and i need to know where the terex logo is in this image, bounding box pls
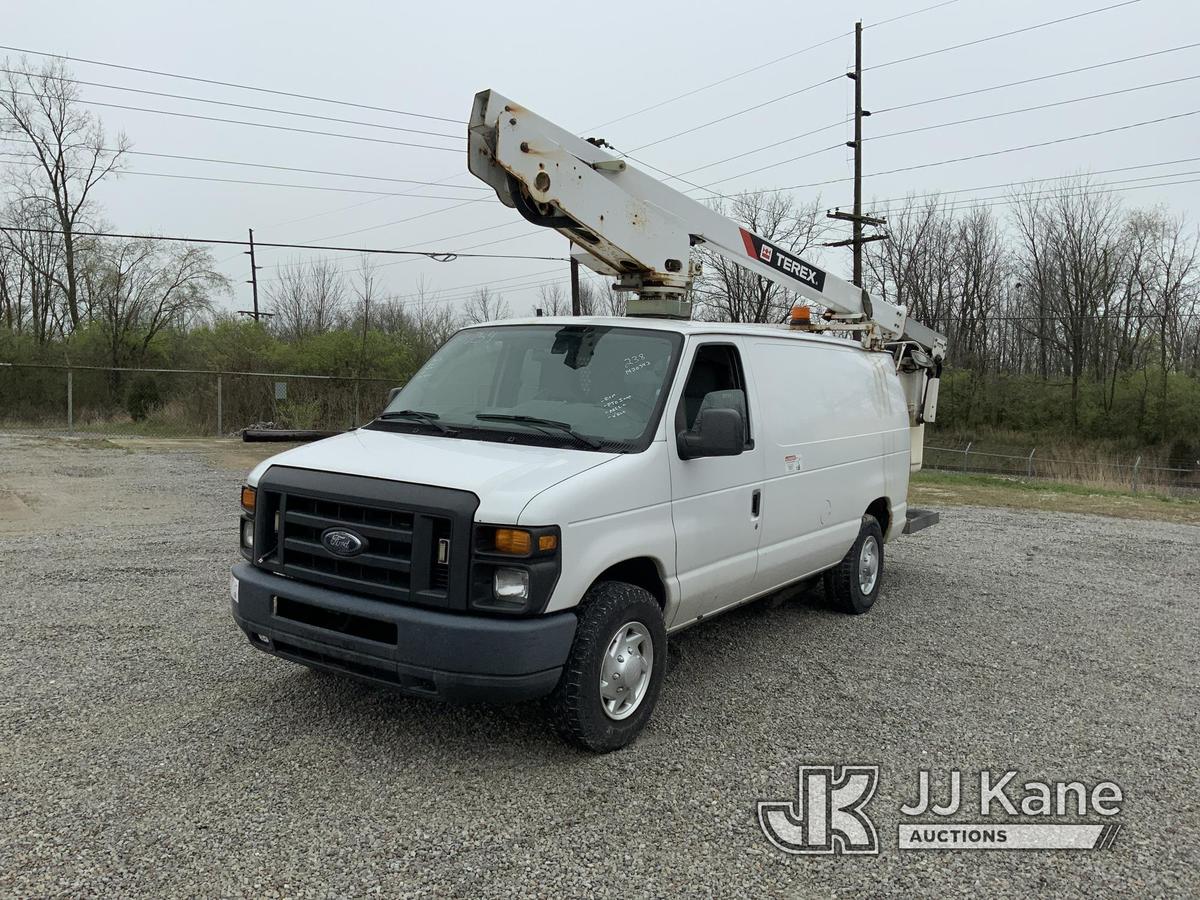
[758,765,879,855]
[739,228,827,292]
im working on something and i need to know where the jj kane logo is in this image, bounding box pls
[758,766,1124,854]
[757,766,879,855]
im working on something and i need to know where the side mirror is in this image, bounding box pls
[677,407,744,460]
[386,387,402,406]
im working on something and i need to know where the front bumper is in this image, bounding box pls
[230,563,576,703]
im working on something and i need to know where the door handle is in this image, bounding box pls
[751,489,761,518]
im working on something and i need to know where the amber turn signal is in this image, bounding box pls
[493,528,532,555]
[537,534,558,552]
[240,485,257,512]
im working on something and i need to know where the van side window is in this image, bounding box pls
[679,344,751,446]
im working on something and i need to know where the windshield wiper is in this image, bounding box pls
[377,409,457,435]
[475,414,602,450]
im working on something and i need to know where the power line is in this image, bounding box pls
[670,117,850,179]
[849,173,1200,222]
[262,171,476,232]
[585,0,964,131]
[937,173,1200,213]
[0,66,462,140]
[702,141,845,188]
[868,0,1144,71]
[268,221,545,276]
[840,155,1200,208]
[307,198,489,242]
[874,41,1200,114]
[626,1,1142,158]
[0,43,460,124]
[591,48,846,136]
[867,74,1200,143]
[340,270,572,313]
[0,156,494,201]
[6,90,462,151]
[663,27,1184,195]
[399,269,567,303]
[0,136,487,190]
[763,108,1200,194]
[0,226,568,261]
[627,75,842,153]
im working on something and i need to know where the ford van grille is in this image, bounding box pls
[252,466,478,610]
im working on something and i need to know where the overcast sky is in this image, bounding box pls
[3,0,1196,317]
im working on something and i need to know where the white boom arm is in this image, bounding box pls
[467,89,946,360]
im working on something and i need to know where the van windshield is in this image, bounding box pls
[377,324,684,452]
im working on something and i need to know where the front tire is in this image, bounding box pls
[824,514,884,615]
[550,581,666,752]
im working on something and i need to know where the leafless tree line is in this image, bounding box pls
[0,58,226,366]
[865,181,1199,429]
[3,57,1196,426]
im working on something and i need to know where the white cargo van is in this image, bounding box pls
[230,317,918,751]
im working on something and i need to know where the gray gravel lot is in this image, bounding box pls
[1,433,1198,898]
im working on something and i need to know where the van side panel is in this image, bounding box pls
[747,341,904,595]
[881,363,911,542]
[519,442,679,618]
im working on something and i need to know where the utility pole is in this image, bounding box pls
[569,251,581,316]
[238,228,271,320]
[826,20,887,287]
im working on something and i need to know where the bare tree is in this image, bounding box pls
[864,194,957,338]
[463,285,510,324]
[534,283,568,316]
[1013,179,1127,430]
[84,238,226,368]
[0,58,128,329]
[350,254,380,418]
[363,275,458,364]
[265,258,347,339]
[695,191,830,322]
[596,281,626,316]
[1,197,65,341]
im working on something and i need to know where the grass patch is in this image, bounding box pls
[911,470,1200,525]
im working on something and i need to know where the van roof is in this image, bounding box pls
[462,315,870,351]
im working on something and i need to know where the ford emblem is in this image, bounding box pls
[321,528,367,557]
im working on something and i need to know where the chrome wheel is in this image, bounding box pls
[599,621,653,721]
[858,535,880,595]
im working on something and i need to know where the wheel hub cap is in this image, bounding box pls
[859,536,880,595]
[600,621,653,721]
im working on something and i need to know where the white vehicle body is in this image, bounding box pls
[244,317,909,631]
[229,88,943,751]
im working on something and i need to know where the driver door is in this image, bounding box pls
[667,340,764,627]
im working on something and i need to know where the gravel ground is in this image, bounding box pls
[1,433,1197,898]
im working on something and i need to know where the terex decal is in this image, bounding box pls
[740,228,827,292]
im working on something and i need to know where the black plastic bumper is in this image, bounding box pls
[230,563,576,703]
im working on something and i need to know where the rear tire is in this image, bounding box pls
[824,515,884,615]
[550,581,666,752]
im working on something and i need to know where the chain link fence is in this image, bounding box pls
[924,443,1200,496]
[4,363,1198,496]
[0,363,400,436]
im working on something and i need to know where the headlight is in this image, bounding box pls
[493,567,530,601]
[241,517,254,550]
[472,524,560,614]
[481,526,559,556]
[493,528,532,555]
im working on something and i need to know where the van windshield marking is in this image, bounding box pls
[372,324,684,452]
